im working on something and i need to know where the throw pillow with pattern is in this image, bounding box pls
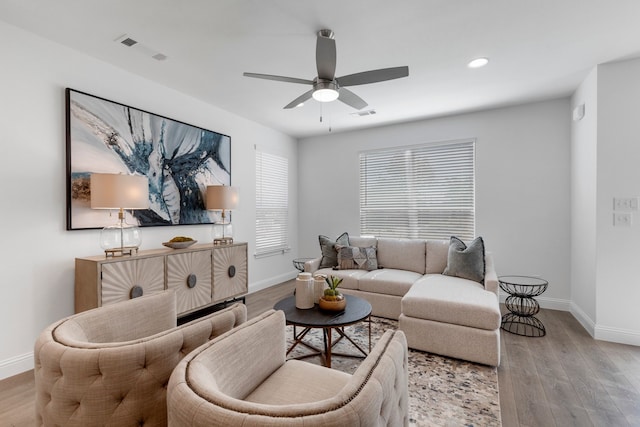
[336,245,378,271]
[318,232,350,268]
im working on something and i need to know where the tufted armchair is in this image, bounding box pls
[167,309,409,426]
[34,290,246,426]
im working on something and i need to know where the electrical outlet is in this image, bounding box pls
[614,197,639,211]
[614,213,632,227]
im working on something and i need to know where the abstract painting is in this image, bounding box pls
[66,88,231,230]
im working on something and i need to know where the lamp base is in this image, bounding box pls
[213,237,234,246]
[104,246,139,258]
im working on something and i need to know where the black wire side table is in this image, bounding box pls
[293,257,314,272]
[499,275,548,337]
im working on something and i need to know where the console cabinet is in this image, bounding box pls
[75,242,248,317]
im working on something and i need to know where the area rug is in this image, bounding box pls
[285,317,501,427]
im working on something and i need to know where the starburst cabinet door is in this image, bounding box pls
[167,250,212,315]
[212,244,248,303]
[101,256,165,306]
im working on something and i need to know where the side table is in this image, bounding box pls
[292,257,314,272]
[499,275,548,337]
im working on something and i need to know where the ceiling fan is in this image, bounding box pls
[243,29,409,110]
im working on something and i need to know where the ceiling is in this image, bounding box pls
[2,1,640,138]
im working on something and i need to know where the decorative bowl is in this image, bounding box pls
[319,295,347,312]
[162,240,197,249]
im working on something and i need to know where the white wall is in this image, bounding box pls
[0,21,298,379]
[298,99,572,309]
[594,58,640,345]
[570,68,598,334]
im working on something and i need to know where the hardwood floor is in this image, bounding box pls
[2,280,639,426]
[499,306,640,427]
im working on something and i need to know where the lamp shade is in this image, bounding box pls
[91,173,149,210]
[206,186,238,211]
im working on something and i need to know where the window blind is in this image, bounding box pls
[255,149,290,256]
[359,139,475,241]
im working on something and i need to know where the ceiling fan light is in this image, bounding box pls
[312,88,339,102]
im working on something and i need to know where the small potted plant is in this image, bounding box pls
[319,275,347,311]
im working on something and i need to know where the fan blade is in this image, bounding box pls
[284,89,314,109]
[243,72,313,85]
[316,31,336,80]
[337,66,409,87]
[338,88,368,110]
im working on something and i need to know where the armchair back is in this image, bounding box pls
[34,291,246,427]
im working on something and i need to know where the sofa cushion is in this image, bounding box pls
[336,245,378,271]
[314,268,368,290]
[425,239,449,274]
[318,232,350,268]
[401,275,500,330]
[244,360,350,404]
[376,238,426,274]
[358,269,423,297]
[443,236,485,283]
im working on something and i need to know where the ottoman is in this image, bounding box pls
[398,274,501,366]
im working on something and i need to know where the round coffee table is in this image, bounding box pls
[274,294,372,368]
[499,275,548,337]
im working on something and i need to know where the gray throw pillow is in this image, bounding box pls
[443,236,485,284]
[318,232,350,268]
[335,245,378,271]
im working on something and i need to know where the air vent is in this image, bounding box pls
[351,109,377,117]
[120,37,138,47]
[114,34,167,61]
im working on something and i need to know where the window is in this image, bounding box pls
[255,149,289,257]
[359,139,475,241]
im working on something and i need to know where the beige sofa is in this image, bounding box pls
[306,236,501,366]
[167,309,409,426]
[34,290,247,427]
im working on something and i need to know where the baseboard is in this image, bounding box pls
[594,324,640,346]
[569,302,596,337]
[249,270,297,294]
[555,302,640,346]
[0,351,33,381]
[499,293,571,312]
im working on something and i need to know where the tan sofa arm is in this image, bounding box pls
[484,253,499,295]
[304,257,321,273]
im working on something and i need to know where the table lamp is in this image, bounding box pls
[206,185,238,245]
[90,173,149,257]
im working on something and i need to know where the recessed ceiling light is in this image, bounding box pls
[468,57,489,68]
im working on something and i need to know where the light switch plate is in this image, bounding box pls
[614,213,632,227]
[614,197,639,211]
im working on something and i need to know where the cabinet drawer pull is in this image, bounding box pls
[130,285,144,299]
[228,265,236,278]
[187,273,197,289]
